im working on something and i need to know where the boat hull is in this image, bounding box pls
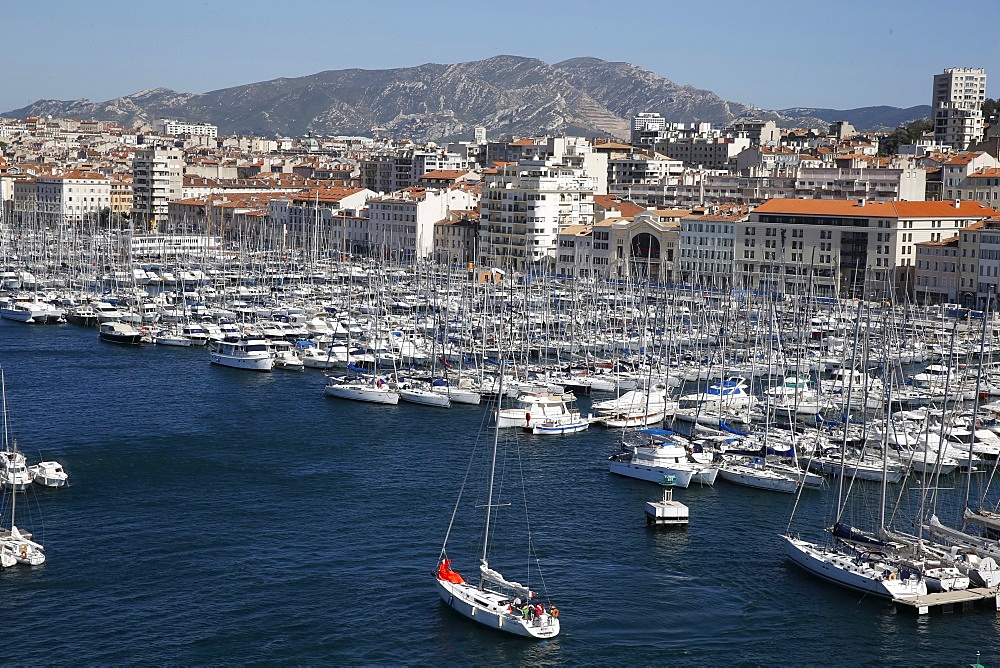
[324,384,399,404]
[435,578,559,639]
[783,535,926,599]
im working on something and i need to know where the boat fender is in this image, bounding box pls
[887,572,897,581]
[525,412,531,424]
[550,607,559,618]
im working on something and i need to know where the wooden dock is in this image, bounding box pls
[893,587,1000,615]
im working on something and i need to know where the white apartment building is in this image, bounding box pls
[607,152,685,205]
[933,68,987,150]
[479,160,596,272]
[368,188,465,262]
[360,150,471,193]
[738,199,999,299]
[154,119,219,139]
[676,211,746,289]
[12,170,111,227]
[268,187,374,252]
[132,146,184,229]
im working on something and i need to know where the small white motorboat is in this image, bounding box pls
[28,461,68,488]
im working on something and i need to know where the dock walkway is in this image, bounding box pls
[893,587,1000,615]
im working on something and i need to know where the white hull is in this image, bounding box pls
[718,463,798,493]
[324,383,399,404]
[783,535,926,599]
[435,578,559,639]
[432,386,481,405]
[209,352,273,371]
[531,420,589,435]
[609,461,696,487]
[399,388,451,407]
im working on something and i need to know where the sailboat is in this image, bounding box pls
[434,359,560,638]
[0,369,44,567]
[782,299,922,600]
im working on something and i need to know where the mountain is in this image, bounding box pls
[778,105,932,131]
[1,56,927,142]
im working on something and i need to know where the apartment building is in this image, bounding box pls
[737,199,999,299]
[154,119,219,139]
[932,67,987,150]
[268,187,374,252]
[676,209,749,289]
[12,170,111,228]
[367,188,453,262]
[478,160,596,273]
[914,236,960,304]
[132,146,184,230]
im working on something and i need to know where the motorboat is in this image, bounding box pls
[496,391,579,429]
[0,450,32,490]
[269,340,305,370]
[209,338,274,371]
[28,460,68,488]
[99,321,144,345]
[609,429,718,487]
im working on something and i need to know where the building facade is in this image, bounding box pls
[933,67,987,150]
[478,160,596,272]
[132,146,184,230]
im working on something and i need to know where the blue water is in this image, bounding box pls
[1,320,998,666]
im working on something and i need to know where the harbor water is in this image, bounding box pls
[3,319,999,665]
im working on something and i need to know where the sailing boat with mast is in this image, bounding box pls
[435,356,560,637]
[782,296,922,600]
[0,369,44,567]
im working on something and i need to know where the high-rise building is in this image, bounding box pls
[478,160,596,272]
[132,146,183,230]
[932,67,987,150]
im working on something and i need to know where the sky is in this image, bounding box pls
[2,0,998,114]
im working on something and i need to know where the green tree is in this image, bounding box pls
[983,98,999,126]
[879,118,934,156]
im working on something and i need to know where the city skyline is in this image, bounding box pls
[2,0,997,120]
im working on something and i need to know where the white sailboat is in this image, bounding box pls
[0,370,44,567]
[435,361,560,638]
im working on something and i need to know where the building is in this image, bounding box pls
[933,68,987,150]
[738,199,999,299]
[479,160,596,272]
[914,235,960,305]
[154,119,219,139]
[12,170,111,228]
[607,152,685,205]
[367,188,452,262]
[676,209,749,289]
[433,209,480,266]
[132,146,183,230]
[268,187,374,253]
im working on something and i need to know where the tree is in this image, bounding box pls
[879,118,934,156]
[983,98,999,126]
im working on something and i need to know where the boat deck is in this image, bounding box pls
[893,587,1000,615]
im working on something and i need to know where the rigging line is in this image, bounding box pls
[438,400,489,562]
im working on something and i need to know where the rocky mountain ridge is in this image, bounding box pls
[2,56,927,142]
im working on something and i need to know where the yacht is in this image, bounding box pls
[28,461,68,488]
[209,338,274,371]
[609,429,718,487]
[99,321,144,345]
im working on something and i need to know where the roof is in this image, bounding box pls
[916,235,959,247]
[593,194,645,217]
[753,198,1000,219]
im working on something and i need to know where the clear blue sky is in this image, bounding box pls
[2,0,996,114]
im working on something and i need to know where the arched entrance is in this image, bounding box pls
[629,233,661,281]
